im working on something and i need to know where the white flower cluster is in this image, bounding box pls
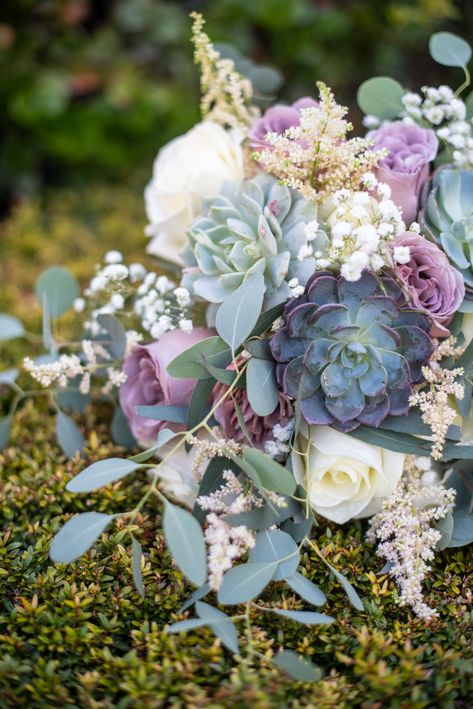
[23,354,84,389]
[402,86,473,168]
[134,274,194,339]
[197,470,258,590]
[264,419,295,460]
[367,457,456,620]
[320,174,406,281]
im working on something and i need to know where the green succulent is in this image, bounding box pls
[270,270,434,431]
[185,173,328,308]
[422,167,473,310]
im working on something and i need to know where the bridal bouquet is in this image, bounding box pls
[2,14,473,680]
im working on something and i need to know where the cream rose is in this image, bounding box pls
[144,121,245,266]
[291,424,404,524]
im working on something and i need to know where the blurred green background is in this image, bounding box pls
[1,0,473,217]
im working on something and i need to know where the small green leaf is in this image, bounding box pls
[0,314,24,341]
[50,512,114,563]
[429,32,472,68]
[272,650,322,682]
[163,502,207,586]
[246,357,279,416]
[56,410,84,458]
[286,571,327,607]
[0,416,12,449]
[271,608,334,625]
[243,447,296,496]
[97,313,127,358]
[325,560,364,611]
[167,336,232,379]
[132,538,145,598]
[357,76,404,119]
[196,601,240,654]
[135,404,187,424]
[35,266,80,318]
[66,458,141,493]
[249,529,299,581]
[218,561,277,605]
[216,272,266,353]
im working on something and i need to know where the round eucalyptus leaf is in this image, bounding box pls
[35,266,80,318]
[357,76,404,119]
[249,529,299,581]
[0,314,24,341]
[429,32,472,68]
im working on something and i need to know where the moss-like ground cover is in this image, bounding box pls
[0,187,472,708]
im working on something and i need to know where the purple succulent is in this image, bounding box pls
[270,270,434,432]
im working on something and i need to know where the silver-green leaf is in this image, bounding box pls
[196,601,240,654]
[246,356,279,416]
[286,571,327,607]
[357,76,404,119]
[50,512,114,563]
[67,458,141,493]
[163,502,207,586]
[0,314,24,341]
[216,272,265,352]
[35,266,80,318]
[429,31,472,68]
[249,529,299,581]
[272,650,322,682]
[218,561,277,605]
[56,410,84,458]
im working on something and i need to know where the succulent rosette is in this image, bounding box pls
[421,167,473,310]
[185,173,328,308]
[270,270,434,431]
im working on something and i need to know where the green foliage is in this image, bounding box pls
[0,402,472,706]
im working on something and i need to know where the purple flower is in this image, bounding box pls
[394,231,465,336]
[119,327,214,443]
[367,121,438,224]
[248,97,317,150]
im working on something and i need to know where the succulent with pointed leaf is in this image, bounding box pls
[270,271,434,431]
[185,173,328,308]
[421,167,473,310]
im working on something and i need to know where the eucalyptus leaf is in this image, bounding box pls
[244,339,273,359]
[67,458,141,493]
[132,537,145,598]
[192,458,240,523]
[449,509,473,546]
[325,560,364,611]
[250,303,284,337]
[50,511,114,563]
[196,601,240,654]
[217,561,277,605]
[178,583,211,613]
[135,404,187,424]
[57,380,91,413]
[436,512,454,550]
[442,444,473,460]
[167,336,231,379]
[429,31,472,68]
[204,363,236,386]
[271,608,334,625]
[281,518,313,543]
[272,650,321,682]
[457,337,473,375]
[357,76,404,119]
[0,314,24,341]
[0,368,19,386]
[111,407,136,449]
[216,272,265,352]
[187,378,214,430]
[246,357,279,417]
[163,502,207,586]
[456,379,472,419]
[0,416,12,450]
[225,497,299,530]
[35,266,80,318]
[249,529,299,581]
[167,618,210,633]
[242,447,297,496]
[349,426,432,456]
[286,571,327,607]
[42,293,54,351]
[56,410,84,458]
[97,313,127,358]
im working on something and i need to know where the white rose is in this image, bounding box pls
[144,121,245,266]
[291,424,404,524]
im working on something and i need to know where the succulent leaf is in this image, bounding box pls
[270,271,434,431]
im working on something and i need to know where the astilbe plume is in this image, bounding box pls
[270,270,434,431]
[254,82,386,200]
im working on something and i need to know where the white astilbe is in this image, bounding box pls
[367,457,456,620]
[197,470,259,590]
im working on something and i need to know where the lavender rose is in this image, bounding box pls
[394,231,465,336]
[212,367,293,449]
[248,97,317,150]
[367,121,438,224]
[120,327,214,443]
